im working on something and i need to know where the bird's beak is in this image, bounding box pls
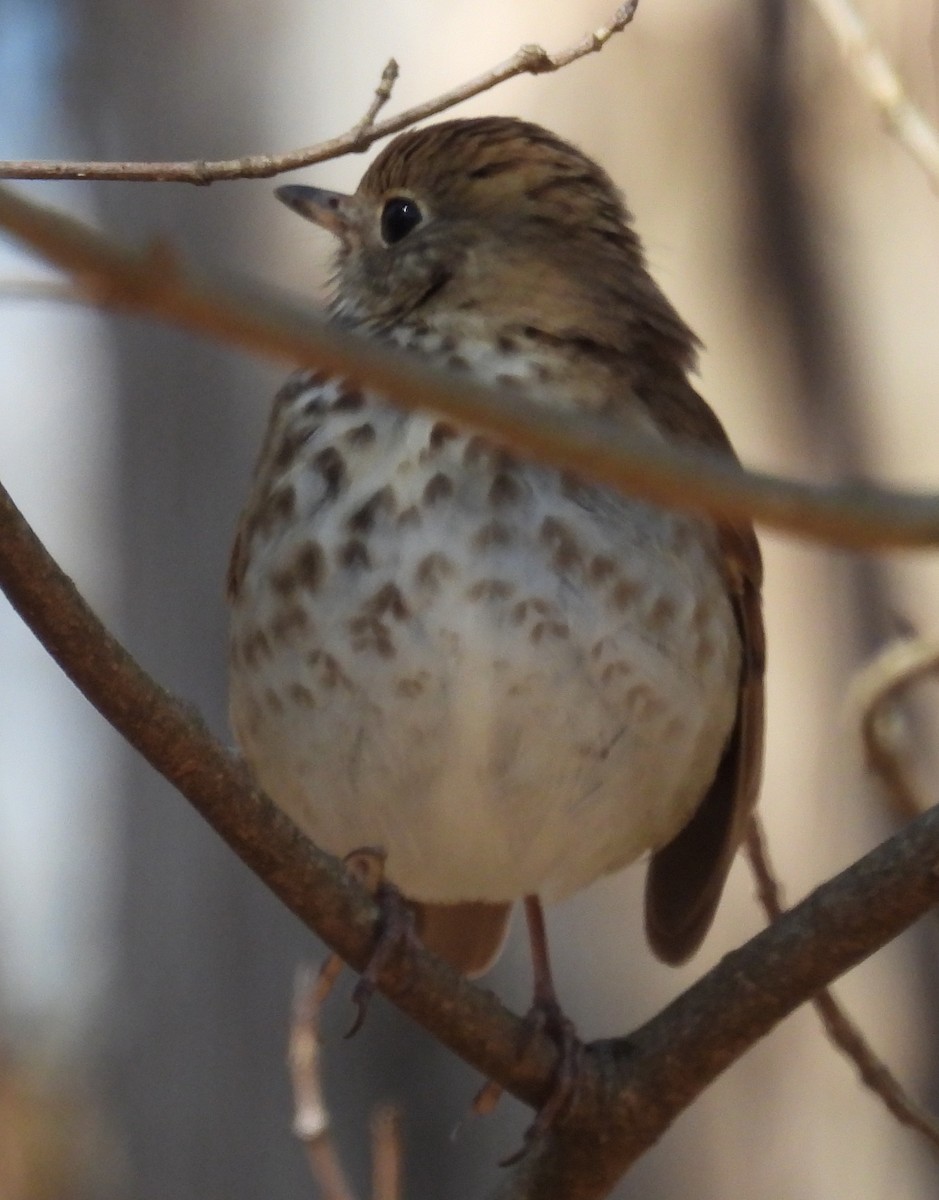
[275,185,355,242]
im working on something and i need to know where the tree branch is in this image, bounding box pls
[0,3,639,184]
[6,395,939,1197]
[806,0,939,191]
[746,818,939,1153]
[1,182,939,551]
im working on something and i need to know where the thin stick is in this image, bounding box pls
[745,818,939,1151]
[807,0,939,190]
[0,4,639,184]
[290,964,358,1200]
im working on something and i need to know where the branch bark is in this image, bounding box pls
[1,182,939,551]
[0,3,638,184]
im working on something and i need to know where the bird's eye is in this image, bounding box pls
[380,196,423,245]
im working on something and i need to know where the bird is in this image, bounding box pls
[227,116,765,1035]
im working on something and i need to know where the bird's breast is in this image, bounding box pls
[228,368,741,903]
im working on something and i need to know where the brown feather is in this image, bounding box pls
[645,522,765,964]
[410,900,513,978]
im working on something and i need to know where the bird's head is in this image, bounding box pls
[276,116,695,372]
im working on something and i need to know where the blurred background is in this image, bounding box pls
[2,0,939,1196]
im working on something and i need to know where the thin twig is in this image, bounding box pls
[1,182,939,551]
[371,1107,403,1200]
[745,818,939,1152]
[0,279,82,305]
[352,60,400,139]
[851,636,939,820]
[290,964,358,1200]
[807,0,939,190]
[0,3,639,184]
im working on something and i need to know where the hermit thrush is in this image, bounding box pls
[228,118,764,1014]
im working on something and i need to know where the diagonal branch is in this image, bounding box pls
[2,181,939,551]
[0,3,639,184]
[746,818,939,1152]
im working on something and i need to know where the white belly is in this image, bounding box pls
[229,392,740,904]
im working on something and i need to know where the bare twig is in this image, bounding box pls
[0,3,639,184]
[371,1108,403,1200]
[0,279,82,305]
[745,819,939,1152]
[806,0,939,190]
[851,636,939,820]
[352,60,401,138]
[290,964,358,1200]
[2,183,939,551]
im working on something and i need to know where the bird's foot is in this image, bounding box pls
[474,894,583,1163]
[500,995,584,1165]
[343,847,420,1038]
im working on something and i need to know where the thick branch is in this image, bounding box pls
[1,183,939,551]
[0,3,638,183]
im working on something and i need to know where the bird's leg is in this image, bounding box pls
[474,896,583,1163]
[343,846,420,1038]
[505,895,583,1154]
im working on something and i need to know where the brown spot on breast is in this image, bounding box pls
[530,620,570,643]
[540,516,583,573]
[423,472,454,505]
[295,542,325,592]
[395,676,427,698]
[367,582,410,621]
[288,683,316,708]
[241,628,272,668]
[249,484,297,539]
[429,421,459,449]
[337,539,370,569]
[270,605,309,640]
[264,688,284,714]
[463,436,492,466]
[313,447,347,499]
[415,553,456,592]
[348,615,395,658]
[344,422,376,447]
[273,426,318,471]
[275,371,327,412]
[495,373,522,391]
[472,520,513,551]
[466,579,515,602]
[589,555,616,583]
[647,595,676,631]
[331,387,364,412]
[447,354,469,372]
[397,505,422,529]
[488,472,522,507]
[611,578,641,610]
[497,334,518,354]
[601,660,632,685]
[303,649,351,690]
[348,486,395,534]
